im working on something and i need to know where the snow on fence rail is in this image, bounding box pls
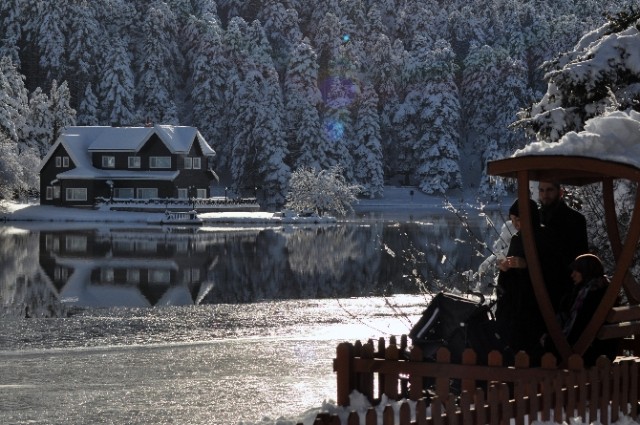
[303,335,640,425]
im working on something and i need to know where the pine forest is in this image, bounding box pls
[0,0,635,205]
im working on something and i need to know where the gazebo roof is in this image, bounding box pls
[487,155,640,186]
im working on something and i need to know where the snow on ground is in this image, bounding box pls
[0,186,465,224]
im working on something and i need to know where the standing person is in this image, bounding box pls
[538,181,589,264]
[495,199,566,361]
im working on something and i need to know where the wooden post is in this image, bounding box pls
[336,342,354,406]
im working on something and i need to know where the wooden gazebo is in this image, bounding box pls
[487,155,640,365]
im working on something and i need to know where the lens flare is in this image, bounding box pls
[323,119,345,141]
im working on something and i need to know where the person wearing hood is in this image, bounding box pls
[561,253,618,366]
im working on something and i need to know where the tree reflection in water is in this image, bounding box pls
[0,215,501,318]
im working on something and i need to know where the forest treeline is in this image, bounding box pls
[0,0,632,205]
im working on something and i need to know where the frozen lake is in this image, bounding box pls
[0,212,499,424]
[0,296,426,425]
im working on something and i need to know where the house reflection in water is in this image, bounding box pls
[39,228,216,308]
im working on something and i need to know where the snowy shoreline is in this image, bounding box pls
[0,187,497,225]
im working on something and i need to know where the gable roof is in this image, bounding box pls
[38,125,216,180]
[87,125,215,155]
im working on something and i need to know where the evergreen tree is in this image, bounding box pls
[352,82,384,198]
[0,0,24,64]
[77,83,99,126]
[462,43,531,197]
[135,1,184,124]
[98,35,137,126]
[283,38,327,171]
[0,57,28,144]
[24,87,52,157]
[218,17,251,172]
[184,13,227,152]
[49,80,76,147]
[413,40,462,194]
[229,23,290,206]
[256,0,303,71]
[23,0,69,82]
[66,0,104,107]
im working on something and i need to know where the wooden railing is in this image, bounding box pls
[303,335,640,425]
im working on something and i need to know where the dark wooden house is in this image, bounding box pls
[38,125,217,207]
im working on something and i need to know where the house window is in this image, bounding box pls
[193,158,201,169]
[136,240,157,252]
[183,157,192,169]
[101,268,115,282]
[63,156,70,167]
[128,156,141,168]
[148,269,171,284]
[196,189,207,199]
[65,235,87,252]
[178,188,188,199]
[136,188,158,199]
[126,269,140,283]
[102,156,115,168]
[45,234,60,251]
[114,188,134,199]
[150,156,171,168]
[53,186,60,199]
[55,157,61,167]
[46,187,54,200]
[54,266,68,281]
[66,188,87,201]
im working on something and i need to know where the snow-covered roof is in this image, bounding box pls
[488,111,640,185]
[38,125,216,178]
[514,110,640,169]
[87,125,215,155]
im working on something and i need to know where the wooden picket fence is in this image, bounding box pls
[303,335,640,425]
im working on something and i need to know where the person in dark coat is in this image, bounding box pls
[538,181,589,266]
[560,254,618,366]
[495,199,567,361]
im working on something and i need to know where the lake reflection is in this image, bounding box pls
[1,216,496,318]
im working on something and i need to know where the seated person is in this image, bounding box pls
[560,254,618,366]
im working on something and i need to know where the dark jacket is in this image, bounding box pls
[496,202,568,356]
[540,200,589,266]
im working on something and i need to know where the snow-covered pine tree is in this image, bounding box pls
[218,16,251,172]
[516,8,640,143]
[0,57,28,144]
[232,21,290,207]
[48,80,76,147]
[352,81,384,198]
[97,35,137,126]
[135,1,183,125]
[24,87,51,157]
[22,0,68,83]
[0,0,24,65]
[66,0,103,108]
[462,43,531,198]
[257,0,303,72]
[77,83,99,126]
[183,13,227,154]
[413,39,462,194]
[284,38,327,171]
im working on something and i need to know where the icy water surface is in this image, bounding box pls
[0,296,426,425]
[0,215,500,424]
